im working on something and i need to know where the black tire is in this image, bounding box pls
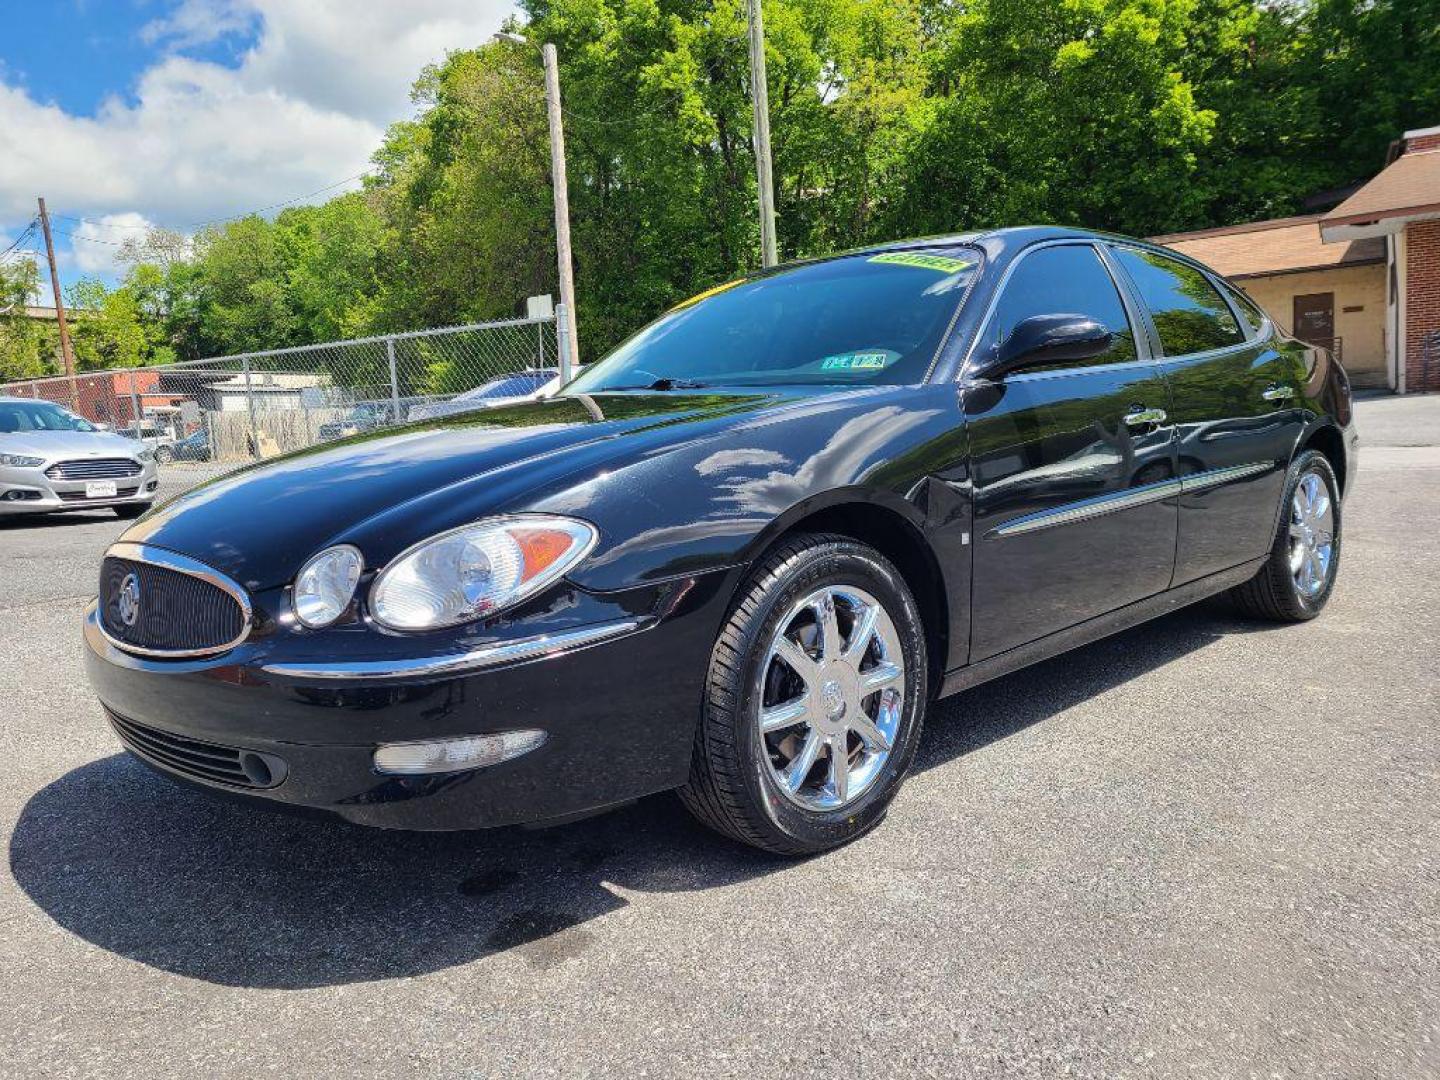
[679,533,928,855]
[113,503,150,520]
[1226,449,1341,622]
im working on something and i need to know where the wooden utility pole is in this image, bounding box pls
[543,43,579,378]
[746,0,778,267]
[36,197,79,403]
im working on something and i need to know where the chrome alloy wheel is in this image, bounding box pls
[1289,470,1335,598]
[758,585,906,811]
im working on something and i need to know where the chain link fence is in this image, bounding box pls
[1,314,561,499]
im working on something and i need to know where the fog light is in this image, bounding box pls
[373,729,546,775]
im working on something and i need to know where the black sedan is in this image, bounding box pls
[83,227,1356,854]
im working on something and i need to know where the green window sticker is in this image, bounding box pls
[868,252,974,274]
[820,350,897,371]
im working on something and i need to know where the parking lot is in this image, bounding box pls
[1,395,1436,1078]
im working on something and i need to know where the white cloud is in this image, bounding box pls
[68,212,154,273]
[0,0,517,249]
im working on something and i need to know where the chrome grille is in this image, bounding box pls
[58,486,139,503]
[45,458,143,481]
[107,709,286,789]
[99,550,249,656]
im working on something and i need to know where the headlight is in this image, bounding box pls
[293,545,364,628]
[0,454,44,468]
[135,449,155,463]
[371,515,596,631]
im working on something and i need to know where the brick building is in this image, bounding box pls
[1155,124,1440,394]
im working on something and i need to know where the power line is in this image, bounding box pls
[52,172,373,234]
[1,221,39,260]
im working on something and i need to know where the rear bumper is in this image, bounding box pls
[82,569,737,830]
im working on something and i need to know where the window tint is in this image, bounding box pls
[1113,248,1245,356]
[985,244,1136,370]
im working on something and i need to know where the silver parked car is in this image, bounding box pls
[0,398,160,519]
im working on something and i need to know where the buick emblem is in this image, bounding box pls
[117,573,142,628]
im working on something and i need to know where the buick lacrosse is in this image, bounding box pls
[84,227,1355,854]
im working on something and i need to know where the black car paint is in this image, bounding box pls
[83,226,1357,831]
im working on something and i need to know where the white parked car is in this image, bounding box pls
[407,368,574,422]
[0,398,160,519]
[119,420,180,460]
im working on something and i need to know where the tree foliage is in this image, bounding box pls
[3,0,1437,383]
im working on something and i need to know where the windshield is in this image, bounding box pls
[566,248,981,392]
[0,401,96,434]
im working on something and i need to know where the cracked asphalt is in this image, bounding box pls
[1,396,1437,1078]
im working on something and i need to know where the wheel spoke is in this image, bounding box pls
[761,696,810,734]
[773,635,819,687]
[813,592,843,662]
[828,735,849,802]
[1310,492,1330,523]
[783,730,822,792]
[861,661,903,694]
[849,710,892,752]
[844,602,878,663]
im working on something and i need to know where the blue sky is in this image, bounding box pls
[0,0,514,307]
[1,1,259,118]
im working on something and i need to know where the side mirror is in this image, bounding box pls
[981,314,1113,379]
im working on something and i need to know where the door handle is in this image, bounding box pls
[1123,407,1167,428]
[1262,384,1295,402]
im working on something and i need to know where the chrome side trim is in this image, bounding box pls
[98,542,254,659]
[987,461,1276,539]
[1178,461,1273,494]
[260,618,647,681]
[988,478,1181,539]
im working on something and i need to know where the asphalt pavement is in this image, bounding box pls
[1,396,1436,1078]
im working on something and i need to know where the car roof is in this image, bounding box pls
[781,224,1191,273]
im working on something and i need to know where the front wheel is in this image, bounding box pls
[1226,449,1341,621]
[679,533,928,855]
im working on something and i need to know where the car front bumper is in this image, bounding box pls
[82,568,737,830]
[0,460,159,515]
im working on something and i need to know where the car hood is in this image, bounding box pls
[123,390,802,590]
[0,430,144,461]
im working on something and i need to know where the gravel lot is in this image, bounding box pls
[2,397,1437,1078]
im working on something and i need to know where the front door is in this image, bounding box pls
[965,243,1178,662]
[1293,292,1334,348]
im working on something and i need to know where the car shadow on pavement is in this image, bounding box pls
[10,604,1275,990]
[0,512,126,531]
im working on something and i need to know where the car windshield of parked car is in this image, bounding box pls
[0,401,95,433]
[566,248,981,391]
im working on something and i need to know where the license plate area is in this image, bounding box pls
[86,481,119,499]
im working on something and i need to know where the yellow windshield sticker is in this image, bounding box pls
[668,278,745,313]
[868,252,974,273]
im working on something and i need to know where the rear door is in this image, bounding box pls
[1107,246,1306,586]
[964,242,1178,661]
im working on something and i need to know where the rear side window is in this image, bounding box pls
[984,244,1137,371]
[1113,247,1245,356]
[1224,284,1268,336]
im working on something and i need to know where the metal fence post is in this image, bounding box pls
[242,356,259,459]
[128,370,142,434]
[556,304,573,384]
[387,336,401,423]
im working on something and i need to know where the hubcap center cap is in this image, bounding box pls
[821,678,846,719]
